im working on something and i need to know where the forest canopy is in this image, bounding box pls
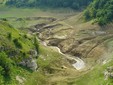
[84,0,113,25]
[6,0,93,9]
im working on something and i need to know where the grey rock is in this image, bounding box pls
[19,58,38,71]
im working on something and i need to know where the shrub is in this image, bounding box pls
[0,52,14,77]
[34,36,39,55]
[2,18,7,21]
[13,38,22,49]
[7,32,12,40]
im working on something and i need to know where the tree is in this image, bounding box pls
[5,0,93,9]
[84,0,113,25]
[84,10,91,20]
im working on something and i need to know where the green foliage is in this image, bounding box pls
[0,66,4,75]
[5,0,93,10]
[34,36,39,56]
[0,19,40,84]
[2,18,7,21]
[84,0,113,25]
[13,38,22,49]
[84,10,91,21]
[7,32,12,40]
[0,52,14,77]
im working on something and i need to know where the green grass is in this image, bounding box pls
[0,21,35,51]
[0,39,64,85]
[73,59,113,85]
[24,44,65,85]
[0,6,76,18]
[0,20,38,84]
[38,44,63,68]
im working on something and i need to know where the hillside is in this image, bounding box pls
[33,11,113,85]
[84,0,113,25]
[2,9,113,85]
[0,15,83,85]
[1,0,113,85]
[0,20,39,84]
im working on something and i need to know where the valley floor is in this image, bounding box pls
[0,7,113,85]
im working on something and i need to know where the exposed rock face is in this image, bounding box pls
[19,49,38,71]
[28,50,38,58]
[26,59,38,71]
[19,58,38,71]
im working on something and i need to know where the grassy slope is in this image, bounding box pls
[0,21,35,52]
[74,60,113,85]
[25,44,64,85]
[0,18,75,85]
[0,5,76,18]
[0,20,36,84]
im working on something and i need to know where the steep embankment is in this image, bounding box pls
[0,20,40,84]
[0,20,39,69]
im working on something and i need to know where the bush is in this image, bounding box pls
[13,38,22,49]
[2,18,7,21]
[34,36,39,55]
[84,10,91,20]
[0,52,14,77]
[7,32,12,40]
[0,66,4,75]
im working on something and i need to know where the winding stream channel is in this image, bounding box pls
[42,42,85,70]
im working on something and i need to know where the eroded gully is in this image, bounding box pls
[42,41,85,70]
